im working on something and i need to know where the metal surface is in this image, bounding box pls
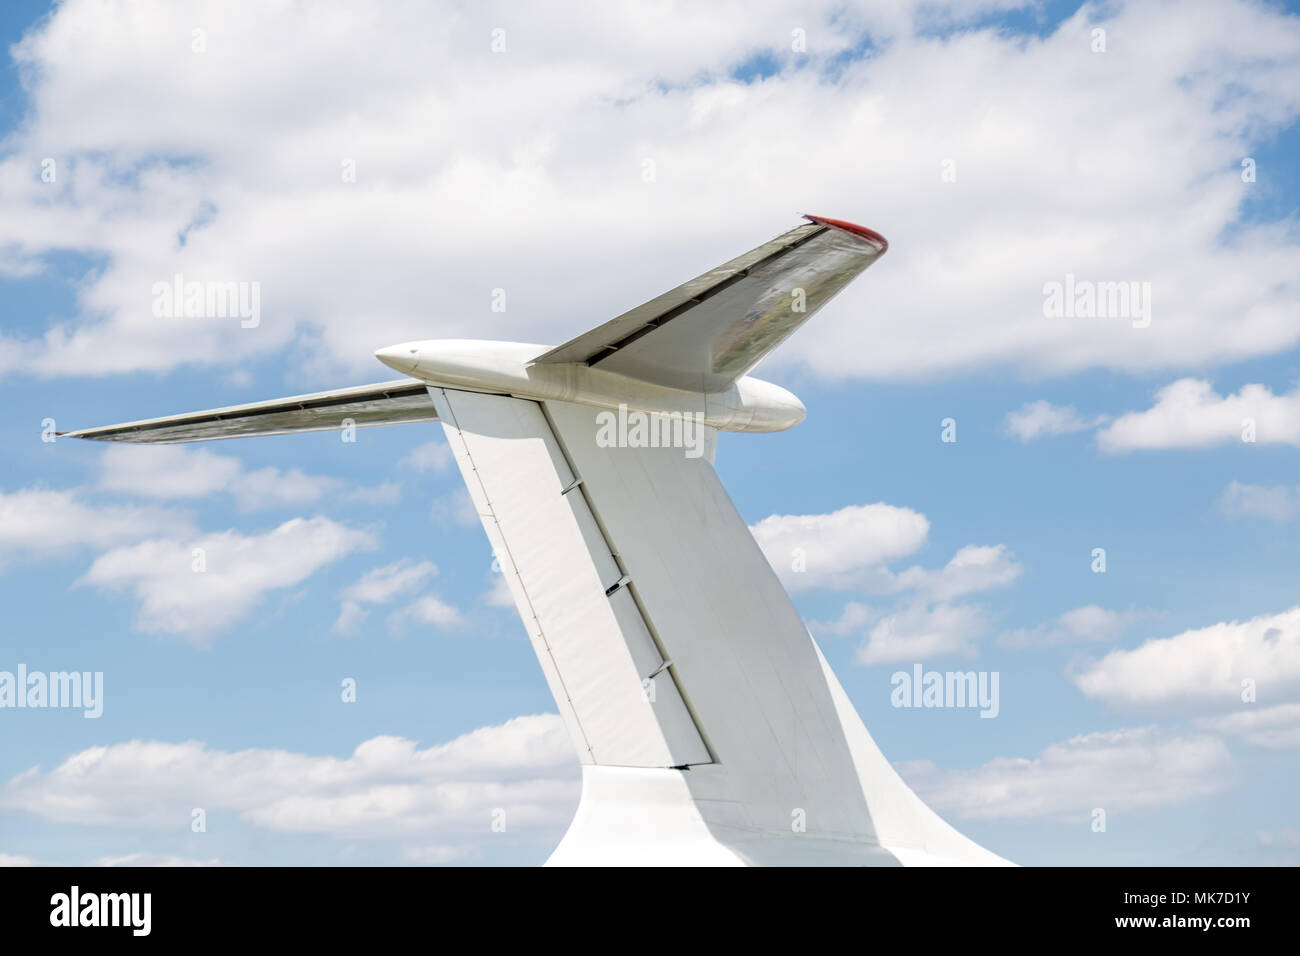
[540,397,1009,865]
[430,386,712,769]
[58,379,436,443]
[374,339,807,433]
[532,217,886,392]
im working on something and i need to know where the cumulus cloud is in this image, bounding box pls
[93,852,223,867]
[400,440,453,474]
[819,545,1020,661]
[481,571,515,609]
[403,845,475,865]
[0,715,579,859]
[998,604,1152,648]
[836,545,1022,664]
[1071,606,1300,707]
[1004,400,1106,442]
[1097,379,1300,452]
[97,444,389,510]
[333,558,439,635]
[79,516,376,644]
[750,502,929,592]
[756,502,1018,662]
[1196,703,1300,751]
[1218,481,1300,521]
[0,487,191,565]
[343,560,437,603]
[855,601,989,664]
[898,726,1234,822]
[810,601,877,638]
[98,444,242,499]
[0,1,1297,385]
[229,467,343,510]
[388,593,464,635]
[429,488,478,530]
[889,544,1021,602]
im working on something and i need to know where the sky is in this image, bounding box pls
[1,0,1299,867]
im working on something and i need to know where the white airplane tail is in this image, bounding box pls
[65,215,1012,865]
[432,386,1009,866]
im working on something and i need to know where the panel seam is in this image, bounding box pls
[433,387,597,763]
[539,400,718,766]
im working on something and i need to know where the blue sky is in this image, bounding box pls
[2,0,1299,866]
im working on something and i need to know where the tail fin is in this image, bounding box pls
[430,385,1011,866]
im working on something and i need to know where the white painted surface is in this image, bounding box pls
[438,393,1014,865]
[430,386,710,769]
[375,339,807,433]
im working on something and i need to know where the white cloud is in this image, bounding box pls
[403,844,474,865]
[332,601,367,636]
[0,854,36,866]
[1196,703,1300,750]
[754,506,1018,662]
[750,502,929,592]
[343,481,401,506]
[1218,481,1300,521]
[93,852,223,867]
[230,466,342,511]
[898,726,1234,822]
[97,444,387,511]
[429,488,478,529]
[998,604,1151,648]
[1097,379,1300,452]
[388,593,464,635]
[0,487,191,564]
[333,558,438,635]
[855,601,989,664]
[341,560,436,602]
[1,1,1297,385]
[79,516,376,644]
[1071,606,1300,707]
[0,715,579,854]
[810,601,877,638]
[400,440,452,474]
[98,444,242,499]
[1004,400,1106,442]
[890,544,1021,602]
[482,572,515,609]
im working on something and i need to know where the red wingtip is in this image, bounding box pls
[802,214,888,253]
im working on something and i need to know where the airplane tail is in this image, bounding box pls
[430,385,1011,865]
[64,215,1013,865]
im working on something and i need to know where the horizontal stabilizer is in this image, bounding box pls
[532,215,887,392]
[59,379,437,443]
